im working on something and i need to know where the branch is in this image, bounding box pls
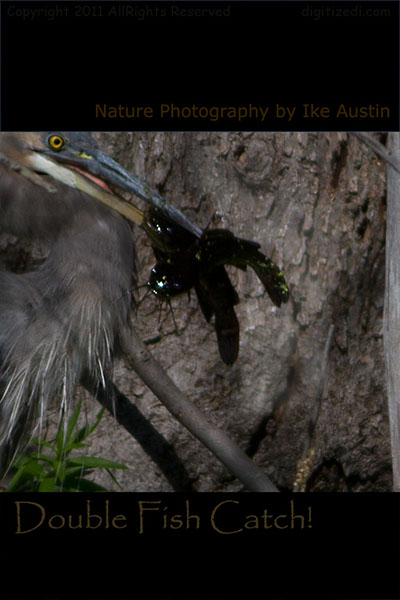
[119,323,278,492]
[353,133,400,176]
[383,132,400,491]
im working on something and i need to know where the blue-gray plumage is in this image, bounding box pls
[0,132,142,470]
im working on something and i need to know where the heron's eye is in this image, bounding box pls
[48,135,65,151]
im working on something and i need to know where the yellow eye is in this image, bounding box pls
[48,135,65,151]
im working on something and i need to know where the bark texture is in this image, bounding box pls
[1,132,390,491]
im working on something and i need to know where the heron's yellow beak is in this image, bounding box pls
[25,151,144,226]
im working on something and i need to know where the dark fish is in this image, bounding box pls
[144,206,289,365]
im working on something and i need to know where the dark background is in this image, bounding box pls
[1,0,399,131]
[1,492,399,599]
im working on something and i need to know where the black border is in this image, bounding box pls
[1,0,399,131]
[1,492,400,599]
[1,3,400,599]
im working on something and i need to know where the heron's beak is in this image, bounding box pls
[90,150,203,238]
[26,144,203,238]
[24,150,144,226]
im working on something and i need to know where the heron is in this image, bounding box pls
[0,131,195,474]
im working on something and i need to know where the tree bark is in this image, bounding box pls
[1,132,391,491]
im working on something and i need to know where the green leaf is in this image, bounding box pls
[68,407,105,448]
[67,442,89,451]
[70,479,109,492]
[26,452,55,464]
[65,400,84,443]
[56,400,83,457]
[60,465,87,479]
[38,478,57,492]
[6,395,127,492]
[7,470,35,492]
[68,456,128,470]
[31,438,55,451]
[105,468,124,490]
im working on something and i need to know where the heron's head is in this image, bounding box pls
[0,132,149,225]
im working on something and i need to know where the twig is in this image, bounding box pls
[120,323,278,492]
[353,133,400,176]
